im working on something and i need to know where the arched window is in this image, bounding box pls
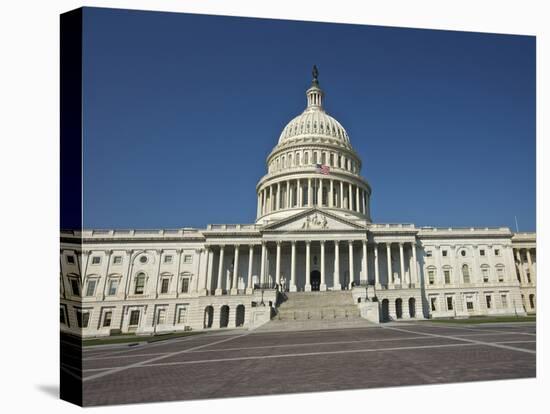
[313,152,318,164]
[304,152,309,164]
[321,152,326,165]
[282,155,286,168]
[134,272,146,294]
[288,153,292,166]
[330,153,334,166]
[296,152,300,166]
[462,264,470,284]
[481,264,490,283]
[427,265,436,285]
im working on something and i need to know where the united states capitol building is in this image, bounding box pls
[60,69,536,337]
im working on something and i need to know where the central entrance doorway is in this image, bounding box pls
[311,270,321,291]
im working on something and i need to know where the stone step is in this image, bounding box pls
[276,308,361,321]
[255,317,375,332]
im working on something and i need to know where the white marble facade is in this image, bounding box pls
[60,70,536,337]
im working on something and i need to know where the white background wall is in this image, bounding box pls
[1,1,547,414]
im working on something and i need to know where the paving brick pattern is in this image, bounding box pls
[78,322,536,406]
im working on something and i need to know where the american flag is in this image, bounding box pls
[315,163,330,175]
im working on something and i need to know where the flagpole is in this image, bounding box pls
[514,216,519,232]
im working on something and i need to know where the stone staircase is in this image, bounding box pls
[254,291,375,332]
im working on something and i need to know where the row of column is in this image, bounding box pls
[203,240,419,295]
[514,247,536,285]
[269,150,357,175]
[257,178,369,217]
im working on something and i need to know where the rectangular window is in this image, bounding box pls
[501,294,508,308]
[428,270,435,285]
[60,308,66,325]
[526,271,531,283]
[66,255,75,264]
[113,256,122,264]
[156,309,166,325]
[466,300,474,311]
[164,255,173,264]
[134,275,145,294]
[494,249,500,256]
[442,250,447,257]
[70,279,80,296]
[181,278,190,293]
[426,250,432,257]
[91,256,101,265]
[129,310,140,326]
[183,255,192,264]
[444,270,451,284]
[103,311,112,327]
[497,268,504,282]
[177,307,187,324]
[108,279,119,296]
[486,295,492,309]
[482,268,489,283]
[430,297,437,311]
[85,279,97,297]
[447,297,453,311]
[480,249,485,256]
[76,310,89,328]
[160,278,170,294]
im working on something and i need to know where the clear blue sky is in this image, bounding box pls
[82,7,536,231]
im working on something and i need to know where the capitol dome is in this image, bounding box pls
[277,84,352,149]
[255,66,372,224]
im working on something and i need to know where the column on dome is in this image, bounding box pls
[329,179,334,208]
[308,178,312,207]
[231,245,239,294]
[340,181,344,209]
[257,193,261,217]
[333,240,341,290]
[215,245,224,295]
[297,179,302,208]
[317,178,323,207]
[276,182,280,211]
[305,241,311,291]
[287,180,291,208]
[356,186,360,213]
[320,241,326,291]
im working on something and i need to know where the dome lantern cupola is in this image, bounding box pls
[306,65,324,110]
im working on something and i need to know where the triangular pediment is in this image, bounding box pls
[263,209,367,232]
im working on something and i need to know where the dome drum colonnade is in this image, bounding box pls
[255,70,372,223]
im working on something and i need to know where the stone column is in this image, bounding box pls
[411,242,418,287]
[231,245,239,295]
[348,183,353,210]
[305,241,311,291]
[348,241,354,288]
[340,181,344,209]
[356,186,360,213]
[526,249,535,284]
[276,182,281,211]
[257,193,261,218]
[290,241,297,292]
[374,243,380,288]
[275,241,282,288]
[317,178,323,206]
[333,241,341,290]
[399,242,405,286]
[260,242,266,285]
[206,247,214,294]
[308,178,312,207]
[287,180,292,208]
[320,241,327,291]
[215,246,224,295]
[247,245,254,293]
[515,249,526,285]
[361,240,368,284]
[296,180,304,207]
[386,243,393,286]
[329,180,334,207]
